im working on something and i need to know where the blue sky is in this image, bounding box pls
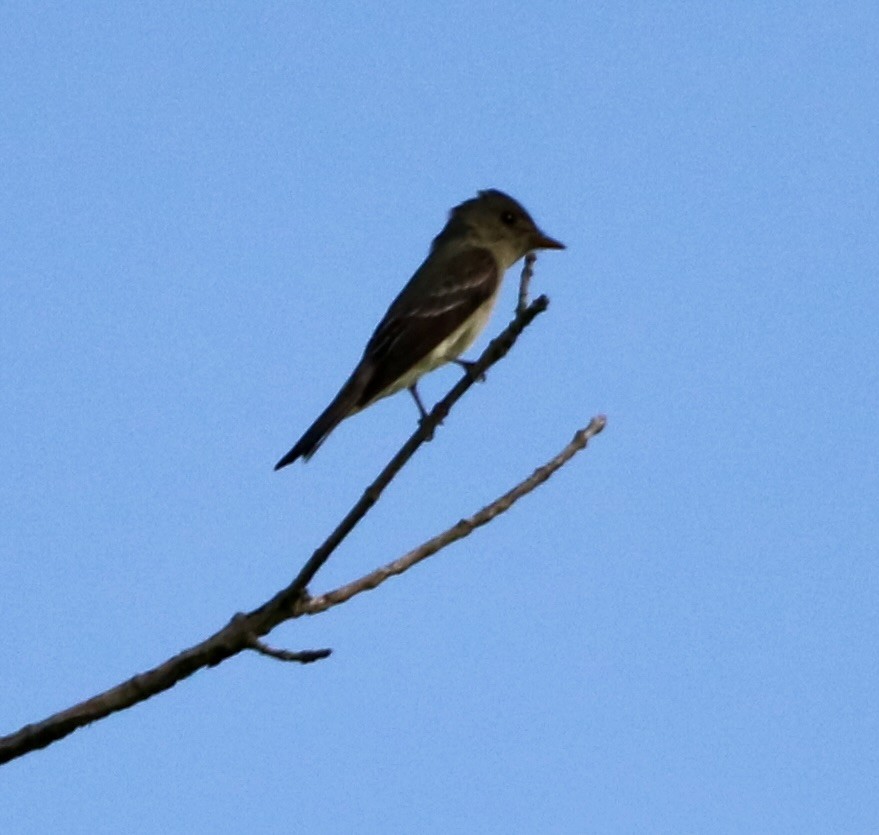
[2,2,877,832]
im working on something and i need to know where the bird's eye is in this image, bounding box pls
[500,210,517,226]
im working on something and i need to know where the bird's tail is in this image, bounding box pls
[273,371,366,470]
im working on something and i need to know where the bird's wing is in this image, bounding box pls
[357,247,500,406]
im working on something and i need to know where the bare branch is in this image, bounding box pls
[0,613,254,765]
[245,292,551,635]
[0,256,567,766]
[303,415,607,615]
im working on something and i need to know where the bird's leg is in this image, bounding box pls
[408,384,429,420]
[453,358,486,382]
[408,384,438,440]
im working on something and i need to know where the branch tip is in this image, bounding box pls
[303,412,608,616]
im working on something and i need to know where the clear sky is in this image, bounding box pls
[2,3,877,832]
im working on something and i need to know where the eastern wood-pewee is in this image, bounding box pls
[274,189,564,470]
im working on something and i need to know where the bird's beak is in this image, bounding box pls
[530,230,566,251]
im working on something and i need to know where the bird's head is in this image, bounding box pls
[438,189,565,269]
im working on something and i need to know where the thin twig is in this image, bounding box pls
[247,639,332,664]
[517,252,537,314]
[303,416,607,615]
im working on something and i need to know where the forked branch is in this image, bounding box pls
[0,257,606,765]
[304,416,606,615]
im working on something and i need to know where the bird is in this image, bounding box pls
[274,189,564,470]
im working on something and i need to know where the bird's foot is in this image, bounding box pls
[454,359,486,382]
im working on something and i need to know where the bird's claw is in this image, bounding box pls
[418,414,437,441]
